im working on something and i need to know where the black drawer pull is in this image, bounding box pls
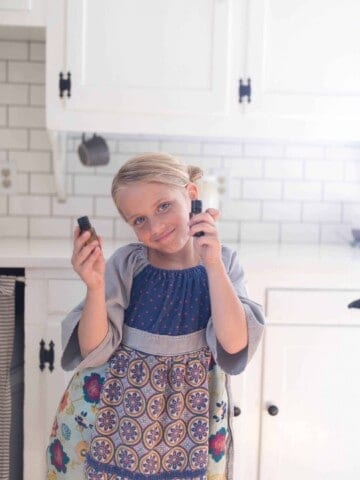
[234,406,241,417]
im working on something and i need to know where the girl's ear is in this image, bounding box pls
[186,182,199,200]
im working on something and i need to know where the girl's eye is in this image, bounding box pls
[133,216,145,226]
[158,202,170,212]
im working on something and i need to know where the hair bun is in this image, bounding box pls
[187,165,203,183]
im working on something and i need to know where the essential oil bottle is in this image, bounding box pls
[190,200,205,237]
[77,216,99,244]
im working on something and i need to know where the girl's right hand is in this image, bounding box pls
[71,226,105,290]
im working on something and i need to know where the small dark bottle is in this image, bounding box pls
[77,216,99,244]
[190,200,205,237]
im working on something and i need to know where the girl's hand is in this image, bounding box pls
[189,208,222,268]
[71,226,105,290]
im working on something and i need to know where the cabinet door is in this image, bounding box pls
[24,271,85,480]
[260,289,360,480]
[0,0,45,26]
[244,0,360,140]
[47,0,236,133]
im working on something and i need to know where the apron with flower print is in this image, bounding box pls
[46,353,232,480]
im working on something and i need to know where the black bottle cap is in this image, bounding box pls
[77,216,91,231]
[191,200,202,214]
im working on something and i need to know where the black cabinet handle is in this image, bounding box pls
[39,339,55,372]
[234,406,241,417]
[348,299,360,309]
[267,405,279,416]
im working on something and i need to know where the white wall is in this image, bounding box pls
[0,37,360,244]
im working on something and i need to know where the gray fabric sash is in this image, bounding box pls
[0,276,16,480]
[122,324,208,355]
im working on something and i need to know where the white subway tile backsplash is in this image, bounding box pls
[9,195,50,215]
[324,182,360,202]
[74,174,112,196]
[304,160,344,181]
[218,221,239,242]
[344,161,360,182]
[30,85,45,106]
[52,196,93,217]
[320,224,352,244]
[0,61,6,82]
[228,178,242,199]
[8,61,45,84]
[17,173,29,194]
[30,217,71,238]
[244,142,284,158]
[281,224,319,244]
[325,145,360,161]
[0,106,6,126]
[0,195,7,214]
[263,201,301,222]
[30,42,45,62]
[117,139,160,154]
[221,200,261,221]
[303,202,342,223]
[264,158,303,179]
[284,181,322,201]
[202,142,243,157]
[0,84,28,105]
[241,222,280,243]
[0,128,27,149]
[29,129,50,150]
[243,180,282,200]
[9,106,45,128]
[30,173,55,194]
[0,217,28,237]
[0,41,27,60]
[0,38,359,244]
[160,140,202,156]
[223,157,263,178]
[9,150,51,172]
[95,197,119,218]
[343,203,360,224]
[284,144,324,159]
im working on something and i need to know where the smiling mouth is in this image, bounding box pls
[153,229,175,242]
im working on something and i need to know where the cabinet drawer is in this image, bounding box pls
[266,288,360,326]
[48,279,86,313]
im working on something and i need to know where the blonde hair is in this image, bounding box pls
[111,152,203,209]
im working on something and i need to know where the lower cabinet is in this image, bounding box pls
[259,287,360,480]
[24,267,85,480]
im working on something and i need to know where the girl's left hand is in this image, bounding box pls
[189,208,222,267]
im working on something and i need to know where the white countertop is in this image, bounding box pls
[0,239,359,292]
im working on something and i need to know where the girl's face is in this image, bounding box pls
[116,181,197,254]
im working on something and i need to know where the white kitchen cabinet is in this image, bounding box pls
[46,0,242,136]
[0,0,45,26]
[243,0,360,141]
[24,268,85,480]
[46,0,360,141]
[260,288,360,480]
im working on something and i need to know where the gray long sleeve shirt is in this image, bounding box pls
[61,243,265,375]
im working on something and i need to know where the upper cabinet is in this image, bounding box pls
[244,0,360,141]
[0,0,45,26]
[46,0,242,137]
[46,0,360,142]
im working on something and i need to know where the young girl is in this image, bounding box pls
[46,153,265,480]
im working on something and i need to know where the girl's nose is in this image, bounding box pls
[148,217,164,237]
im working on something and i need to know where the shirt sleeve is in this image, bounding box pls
[205,245,265,375]
[61,243,147,371]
